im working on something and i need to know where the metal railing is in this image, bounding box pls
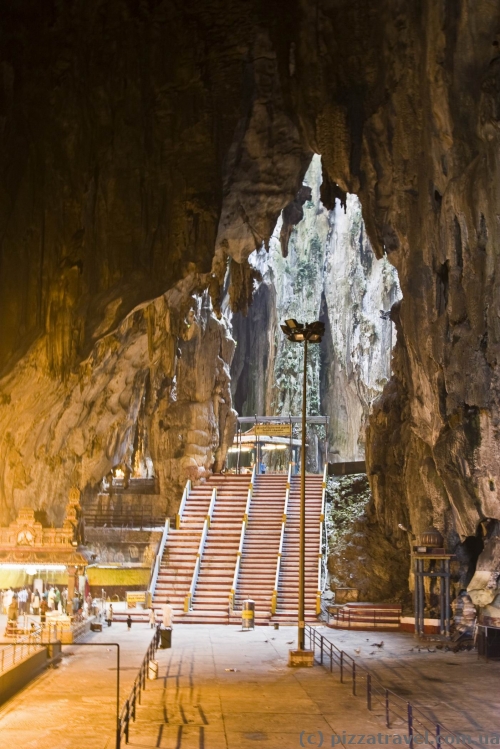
[176,478,192,529]
[305,626,474,749]
[12,615,94,644]
[271,463,292,615]
[0,636,44,674]
[329,604,402,630]
[316,465,327,614]
[148,517,170,604]
[118,626,161,747]
[184,487,217,612]
[83,506,166,529]
[229,465,256,611]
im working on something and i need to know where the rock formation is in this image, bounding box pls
[0,276,236,524]
[1,1,500,592]
[230,156,400,464]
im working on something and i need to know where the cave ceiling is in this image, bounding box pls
[1,0,500,550]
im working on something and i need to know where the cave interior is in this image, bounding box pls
[1,0,500,615]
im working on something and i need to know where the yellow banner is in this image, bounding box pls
[253,424,291,437]
[126,591,146,608]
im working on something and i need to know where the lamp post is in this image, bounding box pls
[280,319,325,653]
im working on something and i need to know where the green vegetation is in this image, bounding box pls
[325,474,371,553]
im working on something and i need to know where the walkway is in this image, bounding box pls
[0,624,499,747]
[0,617,157,747]
[318,628,500,739]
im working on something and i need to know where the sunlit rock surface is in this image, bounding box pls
[0,277,236,524]
[230,156,400,464]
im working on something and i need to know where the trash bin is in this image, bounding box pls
[148,659,159,679]
[160,627,172,649]
[242,599,255,630]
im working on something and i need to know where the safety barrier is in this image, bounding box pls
[229,465,256,611]
[176,478,192,529]
[0,638,44,674]
[271,463,292,614]
[305,625,474,749]
[316,464,327,615]
[148,517,170,604]
[118,626,161,747]
[184,487,217,611]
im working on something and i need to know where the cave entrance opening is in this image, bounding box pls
[229,154,401,472]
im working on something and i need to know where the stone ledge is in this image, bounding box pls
[0,648,47,706]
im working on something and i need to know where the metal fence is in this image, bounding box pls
[0,637,44,674]
[305,625,474,749]
[118,626,161,746]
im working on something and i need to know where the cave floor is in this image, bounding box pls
[0,622,498,747]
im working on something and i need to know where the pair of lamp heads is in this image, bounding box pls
[280,318,325,343]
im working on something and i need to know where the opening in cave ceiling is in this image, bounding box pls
[228,155,402,466]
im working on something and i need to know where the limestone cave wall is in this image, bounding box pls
[1,0,500,590]
[230,155,400,464]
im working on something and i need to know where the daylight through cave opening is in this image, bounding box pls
[229,155,402,469]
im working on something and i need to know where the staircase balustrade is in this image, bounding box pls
[184,487,217,612]
[228,466,256,611]
[176,479,192,529]
[148,517,170,604]
[271,463,292,615]
[316,464,328,615]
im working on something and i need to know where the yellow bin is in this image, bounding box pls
[242,599,255,630]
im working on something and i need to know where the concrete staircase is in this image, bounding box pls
[183,475,250,624]
[151,471,325,626]
[152,483,214,614]
[270,474,324,624]
[233,474,288,624]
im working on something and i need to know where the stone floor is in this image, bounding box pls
[0,622,499,747]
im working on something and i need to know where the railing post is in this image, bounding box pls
[367,674,372,710]
[125,700,130,743]
[320,634,323,665]
[385,689,390,728]
[436,724,441,749]
[340,651,344,683]
[352,661,356,696]
[330,643,333,673]
[407,702,413,749]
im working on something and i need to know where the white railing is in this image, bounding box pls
[148,517,170,605]
[229,465,256,611]
[176,479,192,529]
[271,463,292,615]
[316,464,328,615]
[184,487,217,612]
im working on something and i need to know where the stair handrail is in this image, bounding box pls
[184,486,217,612]
[229,465,256,611]
[148,516,170,605]
[316,464,328,615]
[271,462,292,615]
[176,478,192,529]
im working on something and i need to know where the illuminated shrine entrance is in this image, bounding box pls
[227,415,329,475]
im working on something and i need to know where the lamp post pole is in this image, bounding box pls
[299,338,308,651]
[280,318,324,659]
